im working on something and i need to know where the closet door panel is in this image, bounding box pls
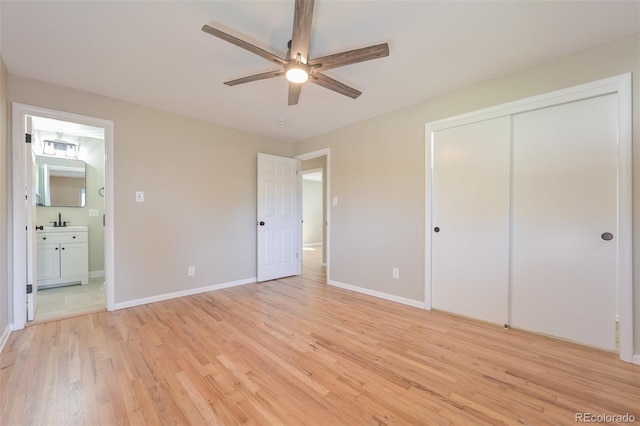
[511,94,617,350]
[431,116,510,325]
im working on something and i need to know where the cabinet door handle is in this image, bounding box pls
[55,247,58,250]
[72,236,76,239]
[61,247,65,250]
[43,237,47,240]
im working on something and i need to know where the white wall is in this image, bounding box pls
[294,34,640,355]
[8,75,293,305]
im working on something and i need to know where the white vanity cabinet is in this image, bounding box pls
[36,226,89,288]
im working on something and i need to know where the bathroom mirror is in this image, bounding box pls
[35,156,86,207]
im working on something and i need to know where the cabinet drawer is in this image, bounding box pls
[38,232,88,244]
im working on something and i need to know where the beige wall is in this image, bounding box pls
[0,55,9,336]
[294,34,640,353]
[8,75,293,304]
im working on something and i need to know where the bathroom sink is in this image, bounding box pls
[39,225,88,232]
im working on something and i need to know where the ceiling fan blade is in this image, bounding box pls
[224,70,284,86]
[202,24,286,66]
[289,0,315,62]
[288,83,302,106]
[308,73,362,99]
[308,43,389,73]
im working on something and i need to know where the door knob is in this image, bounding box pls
[601,232,613,241]
[258,221,265,226]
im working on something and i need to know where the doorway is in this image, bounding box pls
[302,167,324,277]
[30,116,106,322]
[11,103,115,330]
[297,149,330,283]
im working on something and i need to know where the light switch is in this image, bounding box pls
[136,191,144,202]
[332,196,338,206]
[89,209,99,217]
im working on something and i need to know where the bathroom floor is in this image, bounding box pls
[34,278,106,322]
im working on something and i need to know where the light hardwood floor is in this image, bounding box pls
[1,249,639,425]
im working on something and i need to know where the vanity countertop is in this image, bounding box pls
[38,226,88,232]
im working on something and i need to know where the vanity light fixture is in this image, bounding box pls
[42,139,78,159]
[43,140,56,155]
[65,144,78,158]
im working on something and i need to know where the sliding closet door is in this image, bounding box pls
[511,94,618,350]
[431,116,510,325]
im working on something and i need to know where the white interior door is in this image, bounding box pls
[511,94,618,350]
[431,116,511,325]
[257,153,300,282]
[25,116,38,321]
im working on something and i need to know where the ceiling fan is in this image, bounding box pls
[202,0,389,106]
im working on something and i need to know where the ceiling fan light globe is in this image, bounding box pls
[286,67,308,83]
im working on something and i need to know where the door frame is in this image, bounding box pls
[11,103,115,330]
[425,73,633,363]
[295,148,331,282]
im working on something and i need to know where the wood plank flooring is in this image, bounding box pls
[2,249,639,425]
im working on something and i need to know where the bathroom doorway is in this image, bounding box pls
[29,115,106,322]
[12,103,115,329]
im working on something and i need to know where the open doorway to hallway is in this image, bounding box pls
[300,153,328,283]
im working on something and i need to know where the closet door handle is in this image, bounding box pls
[601,232,613,241]
[434,227,440,233]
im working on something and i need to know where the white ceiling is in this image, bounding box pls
[31,116,105,140]
[1,1,638,143]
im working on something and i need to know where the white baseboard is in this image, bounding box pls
[328,279,426,309]
[89,270,105,279]
[633,354,640,366]
[303,243,322,247]
[0,324,11,354]
[114,277,257,310]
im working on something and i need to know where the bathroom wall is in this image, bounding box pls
[33,130,105,276]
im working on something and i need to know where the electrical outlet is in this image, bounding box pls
[136,191,144,202]
[188,266,195,276]
[392,268,399,279]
